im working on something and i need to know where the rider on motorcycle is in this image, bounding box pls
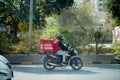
[54,34,68,65]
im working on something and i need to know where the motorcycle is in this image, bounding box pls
[43,47,83,71]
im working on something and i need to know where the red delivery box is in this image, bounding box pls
[40,39,54,52]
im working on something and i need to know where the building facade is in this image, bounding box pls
[91,0,106,12]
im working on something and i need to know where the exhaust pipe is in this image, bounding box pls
[48,63,57,66]
[47,63,62,67]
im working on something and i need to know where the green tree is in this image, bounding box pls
[40,0,74,16]
[56,1,95,49]
[0,0,75,54]
[0,0,75,44]
[57,1,94,31]
[0,0,74,33]
[0,2,7,23]
[106,0,120,25]
[0,0,74,26]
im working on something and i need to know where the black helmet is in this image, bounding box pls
[57,34,63,40]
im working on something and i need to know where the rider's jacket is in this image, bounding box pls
[54,39,61,52]
[54,39,68,52]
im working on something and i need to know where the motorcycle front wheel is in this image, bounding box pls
[43,56,55,71]
[70,57,83,70]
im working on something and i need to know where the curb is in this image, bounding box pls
[83,61,118,64]
[11,61,119,65]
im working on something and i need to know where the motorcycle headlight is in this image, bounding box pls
[0,61,8,69]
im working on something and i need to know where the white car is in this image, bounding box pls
[0,55,13,80]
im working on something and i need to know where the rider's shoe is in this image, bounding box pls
[61,62,66,66]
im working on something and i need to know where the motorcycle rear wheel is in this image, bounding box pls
[43,57,55,71]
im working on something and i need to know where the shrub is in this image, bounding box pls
[84,44,112,54]
[0,33,13,54]
[12,30,41,54]
[112,41,120,58]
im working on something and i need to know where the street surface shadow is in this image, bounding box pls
[12,65,98,75]
[84,64,120,70]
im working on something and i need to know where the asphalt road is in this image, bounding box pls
[12,64,120,80]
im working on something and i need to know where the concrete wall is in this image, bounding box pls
[3,54,118,65]
[3,54,43,64]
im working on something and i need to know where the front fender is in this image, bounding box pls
[70,56,81,60]
[70,56,82,65]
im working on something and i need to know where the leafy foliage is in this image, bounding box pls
[106,0,120,25]
[0,0,74,28]
[18,21,29,32]
[41,26,72,46]
[0,2,9,23]
[12,30,41,54]
[0,33,13,54]
[0,0,75,54]
[112,41,120,58]
[58,3,94,31]
[40,0,74,16]
[0,0,75,41]
[100,29,112,43]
